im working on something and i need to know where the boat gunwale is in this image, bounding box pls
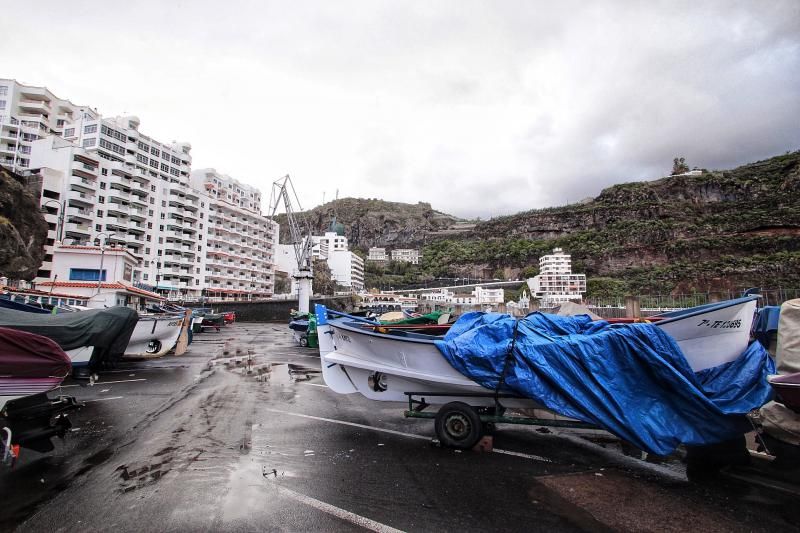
[653,296,759,326]
[330,318,441,344]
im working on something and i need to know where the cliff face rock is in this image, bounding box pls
[276,198,462,250]
[0,166,49,280]
[425,151,800,293]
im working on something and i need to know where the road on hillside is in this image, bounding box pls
[1,323,797,532]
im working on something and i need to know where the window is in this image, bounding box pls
[162,151,170,161]
[97,209,103,217]
[138,141,149,151]
[159,225,164,231]
[95,224,102,231]
[84,124,98,134]
[161,163,169,172]
[101,168,107,176]
[82,138,95,148]
[142,273,149,280]
[149,158,158,168]
[98,196,104,203]
[0,86,7,96]
[150,185,156,192]
[149,198,155,204]
[69,268,106,281]
[64,127,75,136]
[158,237,163,243]
[136,153,148,164]
[151,147,160,157]
[161,200,166,207]
[146,235,151,241]
[147,222,152,229]
[148,209,153,216]
[99,182,106,189]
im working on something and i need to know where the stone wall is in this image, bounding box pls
[183,296,354,322]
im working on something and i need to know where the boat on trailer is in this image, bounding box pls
[124,314,186,357]
[318,295,761,402]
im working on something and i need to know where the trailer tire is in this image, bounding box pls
[435,402,482,449]
[299,337,308,347]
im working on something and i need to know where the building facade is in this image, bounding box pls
[191,169,276,299]
[527,247,587,306]
[390,248,420,264]
[367,247,388,262]
[0,78,97,173]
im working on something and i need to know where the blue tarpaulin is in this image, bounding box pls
[434,312,775,455]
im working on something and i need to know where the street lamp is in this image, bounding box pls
[94,232,116,295]
[41,199,66,242]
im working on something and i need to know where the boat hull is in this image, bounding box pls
[655,297,758,372]
[125,315,185,357]
[319,320,538,407]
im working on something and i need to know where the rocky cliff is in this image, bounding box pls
[276,198,461,251]
[0,166,49,280]
[428,151,800,293]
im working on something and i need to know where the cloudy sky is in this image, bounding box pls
[3,1,799,218]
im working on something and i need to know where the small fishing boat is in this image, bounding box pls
[651,295,759,371]
[124,314,186,357]
[1,327,80,459]
[0,306,138,373]
[316,295,761,403]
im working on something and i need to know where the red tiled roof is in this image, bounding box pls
[1,286,90,301]
[36,281,165,300]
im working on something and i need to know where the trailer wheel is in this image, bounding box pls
[299,336,309,347]
[435,402,482,449]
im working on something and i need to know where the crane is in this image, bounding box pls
[269,175,314,313]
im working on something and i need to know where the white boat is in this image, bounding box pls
[124,314,186,357]
[317,306,538,408]
[652,295,759,372]
[317,296,760,403]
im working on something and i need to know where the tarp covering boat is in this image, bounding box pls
[0,327,71,378]
[434,311,775,455]
[0,307,138,369]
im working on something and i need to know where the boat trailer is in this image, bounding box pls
[403,391,599,449]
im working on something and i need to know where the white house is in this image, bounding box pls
[36,243,163,309]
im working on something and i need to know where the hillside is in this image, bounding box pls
[275,198,463,251]
[425,151,800,293]
[273,151,800,295]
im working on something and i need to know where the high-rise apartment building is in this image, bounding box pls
[29,115,207,299]
[6,78,277,301]
[0,78,98,173]
[527,247,587,306]
[191,169,276,299]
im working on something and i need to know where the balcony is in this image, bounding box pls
[69,175,94,191]
[70,191,96,206]
[66,206,92,220]
[107,203,130,216]
[129,208,147,221]
[64,222,91,234]
[18,100,51,113]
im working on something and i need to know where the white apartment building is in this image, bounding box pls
[367,247,388,262]
[0,78,98,173]
[191,169,276,299]
[527,247,587,306]
[29,115,204,300]
[390,248,420,264]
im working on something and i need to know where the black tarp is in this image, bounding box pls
[0,307,139,369]
[0,327,71,378]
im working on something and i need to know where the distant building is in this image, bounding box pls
[367,247,388,262]
[358,291,418,313]
[390,248,420,265]
[527,247,586,306]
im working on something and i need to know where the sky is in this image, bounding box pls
[3,1,799,219]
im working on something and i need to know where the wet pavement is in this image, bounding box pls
[1,323,798,532]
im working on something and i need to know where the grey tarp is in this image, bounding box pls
[761,298,800,445]
[0,306,139,369]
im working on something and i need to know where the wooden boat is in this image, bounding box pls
[317,296,760,404]
[652,295,759,371]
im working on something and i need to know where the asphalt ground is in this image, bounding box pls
[1,323,798,532]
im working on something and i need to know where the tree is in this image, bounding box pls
[312,260,337,296]
[671,157,690,175]
[273,272,291,294]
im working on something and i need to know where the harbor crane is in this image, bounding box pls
[269,175,314,313]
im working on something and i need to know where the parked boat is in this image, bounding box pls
[316,306,537,407]
[124,314,186,357]
[0,306,138,373]
[0,297,50,314]
[651,295,759,371]
[316,295,761,403]
[1,327,80,459]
